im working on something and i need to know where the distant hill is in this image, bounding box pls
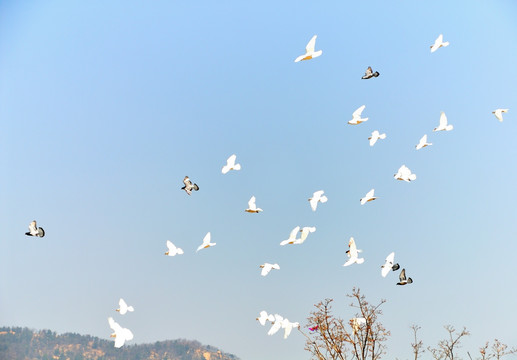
[0,327,240,360]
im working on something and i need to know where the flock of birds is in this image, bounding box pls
[22,33,510,348]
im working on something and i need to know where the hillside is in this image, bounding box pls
[0,327,240,360]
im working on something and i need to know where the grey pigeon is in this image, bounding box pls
[396,268,413,285]
[361,66,380,79]
[181,176,199,195]
[25,220,45,237]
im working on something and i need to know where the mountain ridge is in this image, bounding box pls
[0,326,241,360]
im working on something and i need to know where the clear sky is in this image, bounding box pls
[1,1,517,359]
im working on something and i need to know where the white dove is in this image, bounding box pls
[25,220,45,237]
[492,108,509,122]
[381,252,400,278]
[164,240,184,256]
[260,263,280,276]
[108,317,133,348]
[350,317,366,334]
[256,311,275,326]
[268,314,284,335]
[281,319,300,339]
[308,190,328,211]
[348,105,368,125]
[280,226,301,246]
[394,165,416,182]
[116,298,134,315]
[415,134,432,150]
[433,112,453,131]
[343,237,364,266]
[196,232,216,252]
[368,130,386,146]
[430,34,449,53]
[360,189,377,205]
[245,196,263,213]
[221,154,241,174]
[299,226,316,243]
[294,35,322,62]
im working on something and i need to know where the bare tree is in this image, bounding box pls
[428,325,470,360]
[300,288,390,360]
[410,325,424,360]
[472,339,517,360]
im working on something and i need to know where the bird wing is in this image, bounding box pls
[119,298,127,311]
[353,105,366,118]
[365,67,372,76]
[366,189,375,198]
[28,221,37,235]
[399,268,407,282]
[183,177,191,186]
[108,317,117,331]
[348,238,357,253]
[261,264,272,276]
[167,240,176,252]
[202,232,211,245]
[305,35,317,53]
[227,154,236,167]
[289,226,300,239]
[248,196,256,210]
[439,112,448,127]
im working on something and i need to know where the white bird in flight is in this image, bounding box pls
[348,105,368,125]
[294,35,322,62]
[221,154,241,174]
[299,226,316,243]
[267,314,284,335]
[281,318,300,339]
[368,130,386,146]
[430,34,449,53]
[415,134,432,150]
[394,165,417,182]
[350,317,366,334]
[280,226,301,246]
[433,112,453,132]
[256,311,275,326]
[360,189,377,205]
[196,232,216,252]
[260,263,280,276]
[308,190,328,211]
[108,317,133,348]
[343,237,364,266]
[116,298,134,315]
[164,240,184,256]
[381,252,400,278]
[245,196,263,213]
[492,108,509,122]
[25,220,45,237]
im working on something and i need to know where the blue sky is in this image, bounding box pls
[1,1,517,359]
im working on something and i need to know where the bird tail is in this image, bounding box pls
[379,133,386,139]
[38,228,45,237]
[193,184,199,191]
[392,263,400,271]
[233,164,241,171]
[409,174,417,181]
[407,277,413,284]
[373,71,380,77]
[356,258,365,264]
